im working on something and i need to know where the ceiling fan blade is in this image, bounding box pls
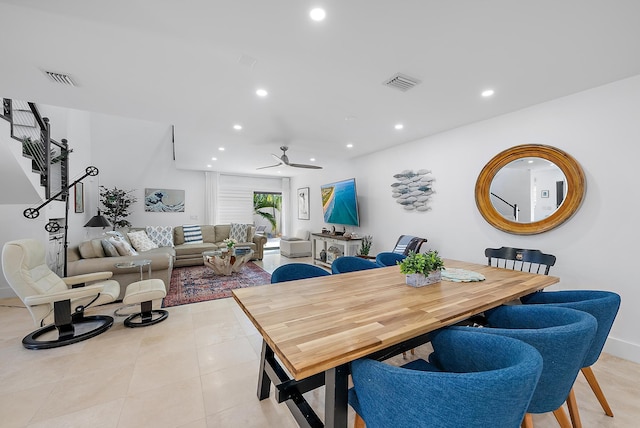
[289,163,323,169]
[272,153,285,163]
[256,162,283,170]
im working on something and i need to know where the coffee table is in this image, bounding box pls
[203,249,254,276]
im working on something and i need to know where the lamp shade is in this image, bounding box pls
[84,210,111,228]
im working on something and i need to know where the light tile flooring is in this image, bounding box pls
[1,249,639,427]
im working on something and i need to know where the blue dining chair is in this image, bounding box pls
[270,263,330,283]
[331,256,379,274]
[450,305,597,428]
[349,329,543,428]
[520,290,621,424]
[375,252,406,267]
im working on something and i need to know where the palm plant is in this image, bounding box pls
[253,193,282,232]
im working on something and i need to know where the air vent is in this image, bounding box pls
[383,73,421,92]
[44,71,76,86]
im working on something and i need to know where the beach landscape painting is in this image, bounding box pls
[145,188,185,212]
[320,178,360,226]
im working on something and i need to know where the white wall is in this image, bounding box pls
[291,75,640,363]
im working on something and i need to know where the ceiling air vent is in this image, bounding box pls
[383,73,421,92]
[44,71,76,86]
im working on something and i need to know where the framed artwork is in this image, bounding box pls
[144,188,186,212]
[298,187,310,220]
[74,182,84,213]
[541,190,549,198]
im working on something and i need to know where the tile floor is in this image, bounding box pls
[0,249,638,427]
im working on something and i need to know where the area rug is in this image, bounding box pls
[163,262,271,308]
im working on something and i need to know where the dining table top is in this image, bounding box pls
[232,259,559,380]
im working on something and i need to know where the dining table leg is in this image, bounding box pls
[257,339,273,399]
[324,363,349,428]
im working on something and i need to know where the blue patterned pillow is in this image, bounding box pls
[146,226,174,247]
[183,224,203,244]
[230,223,250,242]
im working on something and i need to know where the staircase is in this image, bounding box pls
[1,98,69,201]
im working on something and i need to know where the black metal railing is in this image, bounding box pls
[2,98,69,200]
[490,192,519,221]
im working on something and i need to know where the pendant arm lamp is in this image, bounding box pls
[84,210,111,228]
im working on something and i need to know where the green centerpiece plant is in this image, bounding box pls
[398,250,444,287]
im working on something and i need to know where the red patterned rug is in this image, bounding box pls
[163,262,271,308]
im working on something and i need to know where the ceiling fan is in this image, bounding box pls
[257,146,323,170]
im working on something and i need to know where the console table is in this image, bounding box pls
[311,233,362,268]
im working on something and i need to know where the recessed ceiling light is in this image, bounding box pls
[310,8,326,21]
[256,88,268,97]
[527,160,534,164]
[218,147,225,151]
[206,164,212,168]
[310,158,316,162]
[211,157,217,161]
[394,123,404,130]
[233,124,242,130]
[346,143,354,148]
[481,89,495,97]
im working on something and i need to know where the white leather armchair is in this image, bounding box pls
[2,239,120,349]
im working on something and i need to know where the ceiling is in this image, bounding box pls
[1,1,640,177]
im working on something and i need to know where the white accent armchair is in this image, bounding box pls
[2,239,120,349]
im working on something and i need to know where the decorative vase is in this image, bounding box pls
[405,270,442,287]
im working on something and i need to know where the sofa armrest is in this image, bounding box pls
[252,233,268,260]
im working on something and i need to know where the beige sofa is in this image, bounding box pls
[66,224,267,299]
[67,239,174,300]
[172,224,267,267]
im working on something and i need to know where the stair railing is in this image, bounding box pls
[490,192,519,221]
[2,98,69,200]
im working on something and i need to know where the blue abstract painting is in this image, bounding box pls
[144,188,185,212]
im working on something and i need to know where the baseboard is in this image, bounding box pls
[603,336,640,364]
[0,286,17,299]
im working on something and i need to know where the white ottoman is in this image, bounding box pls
[280,238,312,258]
[122,279,168,327]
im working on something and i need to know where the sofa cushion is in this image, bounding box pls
[78,239,106,259]
[183,224,204,244]
[230,223,250,242]
[127,230,159,252]
[101,239,120,257]
[108,236,138,256]
[146,226,174,247]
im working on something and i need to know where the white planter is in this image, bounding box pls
[405,270,442,287]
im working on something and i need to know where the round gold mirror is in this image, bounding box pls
[475,144,586,235]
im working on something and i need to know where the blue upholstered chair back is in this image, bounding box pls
[330,256,379,274]
[349,329,542,428]
[520,290,620,367]
[375,252,406,267]
[270,263,330,283]
[455,305,597,415]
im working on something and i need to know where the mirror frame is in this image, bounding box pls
[475,144,586,235]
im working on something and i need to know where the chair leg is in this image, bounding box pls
[552,407,573,428]
[581,366,614,417]
[566,388,582,428]
[354,413,365,428]
[521,413,533,428]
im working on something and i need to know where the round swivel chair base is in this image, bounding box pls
[124,310,169,328]
[22,315,114,350]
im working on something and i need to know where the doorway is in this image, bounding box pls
[253,192,282,249]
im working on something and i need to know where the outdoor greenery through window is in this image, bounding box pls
[253,192,282,237]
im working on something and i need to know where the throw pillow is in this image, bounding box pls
[108,236,138,256]
[101,239,120,257]
[127,230,159,252]
[182,224,204,244]
[229,223,249,242]
[146,226,174,247]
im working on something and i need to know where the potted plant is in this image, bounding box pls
[359,235,373,257]
[398,250,445,287]
[99,186,137,230]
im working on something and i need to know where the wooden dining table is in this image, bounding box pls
[232,259,559,428]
